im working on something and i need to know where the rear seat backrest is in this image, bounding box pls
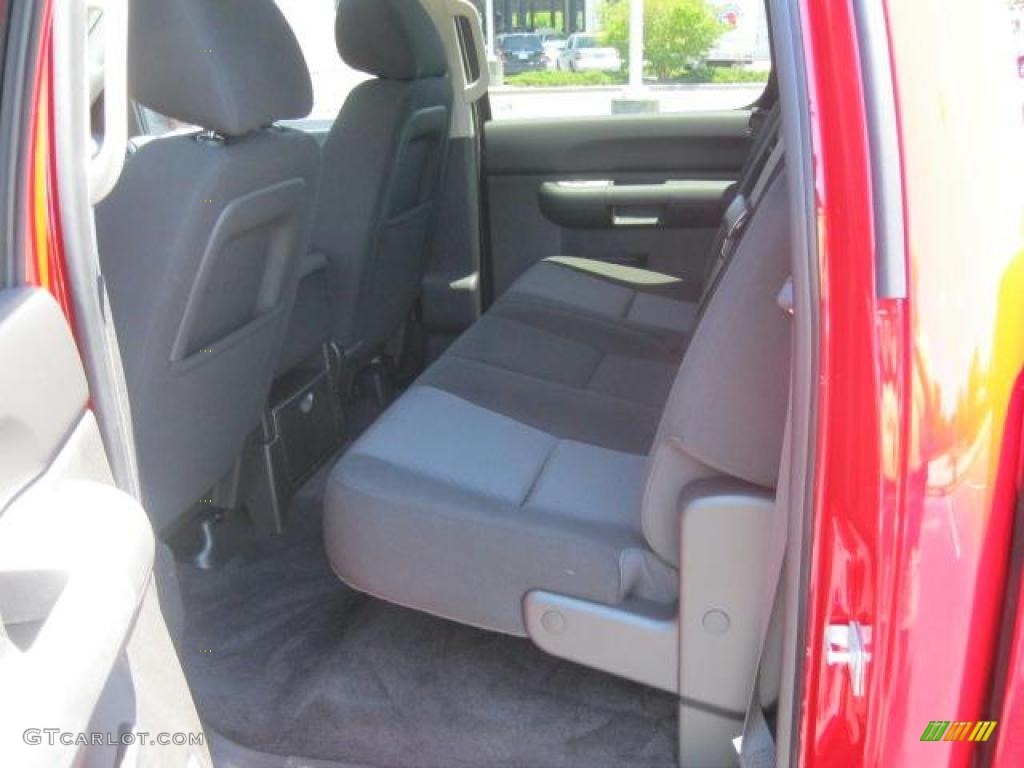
[642,167,792,567]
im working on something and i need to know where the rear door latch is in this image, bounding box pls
[825,622,872,698]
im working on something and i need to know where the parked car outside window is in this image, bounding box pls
[537,30,567,69]
[557,33,623,73]
[497,33,547,75]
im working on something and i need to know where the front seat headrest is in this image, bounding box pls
[129,0,313,137]
[336,0,449,81]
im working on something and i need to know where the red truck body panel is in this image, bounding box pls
[799,0,1024,765]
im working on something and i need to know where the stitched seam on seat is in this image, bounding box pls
[442,352,664,414]
[343,448,535,508]
[472,313,607,364]
[622,289,639,321]
[498,294,685,355]
[449,313,605,388]
[521,440,561,507]
[626,293,699,332]
[582,352,608,390]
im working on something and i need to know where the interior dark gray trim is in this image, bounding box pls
[483,114,754,299]
[485,113,753,176]
[853,0,907,299]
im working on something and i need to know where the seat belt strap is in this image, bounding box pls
[719,143,784,274]
[750,142,785,209]
[737,570,784,768]
[697,145,787,324]
[748,106,770,138]
[737,286,796,767]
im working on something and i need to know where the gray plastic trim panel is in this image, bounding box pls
[524,590,680,694]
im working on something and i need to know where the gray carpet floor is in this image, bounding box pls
[178,474,678,768]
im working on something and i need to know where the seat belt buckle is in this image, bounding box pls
[777,277,795,316]
[748,107,768,137]
[721,195,751,252]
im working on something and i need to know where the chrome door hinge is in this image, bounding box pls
[825,622,872,698]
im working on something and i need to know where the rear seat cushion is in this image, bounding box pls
[413,296,684,453]
[419,355,665,455]
[325,386,676,635]
[324,255,697,634]
[505,256,701,343]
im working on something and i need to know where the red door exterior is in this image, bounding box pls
[799,0,1024,765]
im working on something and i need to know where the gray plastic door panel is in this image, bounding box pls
[0,288,211,768]
[483,111,754,297]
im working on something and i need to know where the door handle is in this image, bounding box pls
[539,179,734,229]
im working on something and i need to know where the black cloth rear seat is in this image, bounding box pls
[322,109,791,636]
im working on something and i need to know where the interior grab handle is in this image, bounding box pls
[61,0,128,204]
[448,0,490,104]
[91,0,128,203]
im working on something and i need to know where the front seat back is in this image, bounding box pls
[313,0,453,369]
[96,0,320,531]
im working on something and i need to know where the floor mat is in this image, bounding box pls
[178,475,678,768]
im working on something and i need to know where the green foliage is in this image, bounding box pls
[528,12,558,29]
[501,65,766,88]
[681,65,770,83]
[503,70,626,87]
[602,0,725,80]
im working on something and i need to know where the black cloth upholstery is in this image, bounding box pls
[336,0,449,80]
[130,0,313,136]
